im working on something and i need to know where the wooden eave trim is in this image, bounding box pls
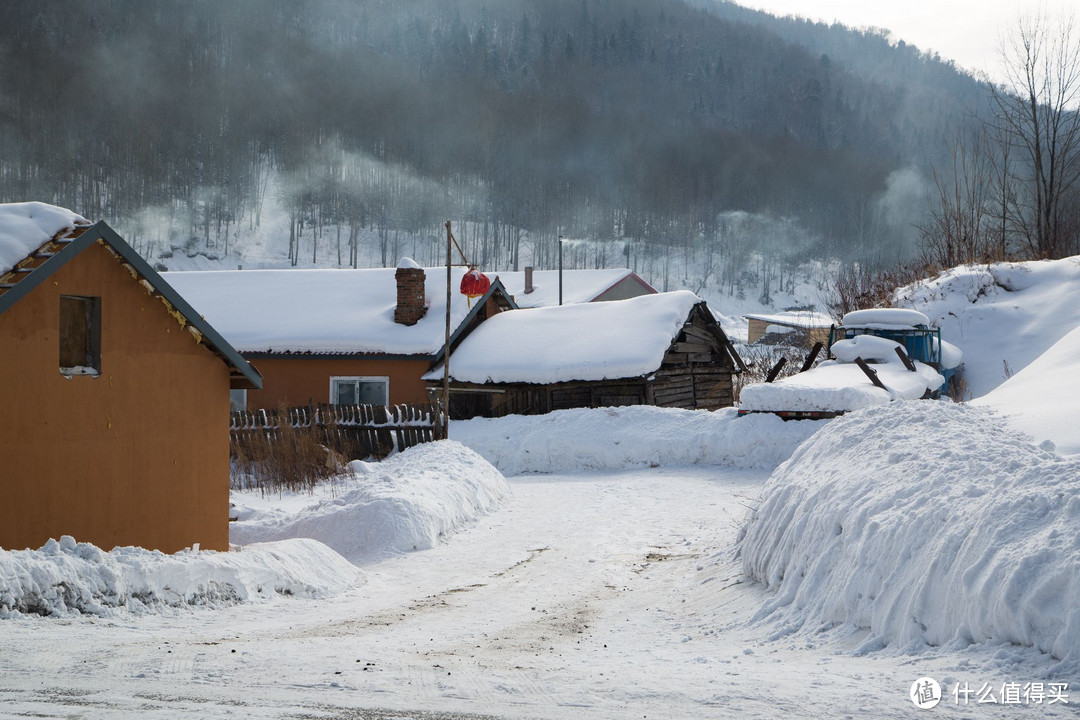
[93,222,263,390]
[242,351,434,362]
[692,302,747,373]
[427,374,654,390]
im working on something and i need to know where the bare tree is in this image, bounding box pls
[991,11,1080,259]
[918,129,996,267]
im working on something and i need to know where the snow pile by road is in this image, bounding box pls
[896,256,1080,398]
[451,405,826,475]
[231,441,509,564]
[741,401,1080,664]
[0,537,360,618]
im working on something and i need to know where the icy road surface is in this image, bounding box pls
[0,467,1069,719]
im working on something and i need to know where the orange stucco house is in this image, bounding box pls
[166,264,518,411]
[0,203,261,553]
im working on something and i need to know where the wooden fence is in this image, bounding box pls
[230,402,444,461]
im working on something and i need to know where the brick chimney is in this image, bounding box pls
[524,266,534,294]
[394,258,427,325]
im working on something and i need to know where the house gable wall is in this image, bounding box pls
[651,306,735,410]
[591,274,656,302]
[0,241,231,552]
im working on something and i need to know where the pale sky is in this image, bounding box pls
[736,0,1072,83]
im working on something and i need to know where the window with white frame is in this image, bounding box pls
[330,376,389,406]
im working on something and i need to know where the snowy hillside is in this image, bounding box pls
[892,256,1080,455]
[896,257,1080,398]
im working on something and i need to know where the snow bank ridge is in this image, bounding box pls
[0,536,361,618]
[452,406,826,474]
[741,401,1080,664]
[231,440,510,563]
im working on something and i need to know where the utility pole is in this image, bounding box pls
[557,235,565,306]
[443,220,452,439]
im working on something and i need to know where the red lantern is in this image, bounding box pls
[460,267,491,299]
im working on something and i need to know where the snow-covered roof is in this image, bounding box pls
[495,268,653,308]
[166,267,504,355]
[424,290,709,384]
[744,311,834,329]
[0,202,90,276]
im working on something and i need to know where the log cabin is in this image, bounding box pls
[424,290,745,419]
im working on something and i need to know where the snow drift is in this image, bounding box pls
[451,405,826,475]
[973,323,1080,456]
[741,401,1080,664]
[0,536,360,618]
[231,441,509,563]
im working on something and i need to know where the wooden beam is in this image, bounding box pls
[765,357,787,383]
[655,392,695,405]
[894,346,918,372]
[681,325,717,344]
[854,357,888,390]
[671,341,713,354]
[799,342,823,373]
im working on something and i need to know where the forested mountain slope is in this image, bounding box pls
[0,0,988,268]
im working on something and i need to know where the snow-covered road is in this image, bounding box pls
[0,467,1070,719]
